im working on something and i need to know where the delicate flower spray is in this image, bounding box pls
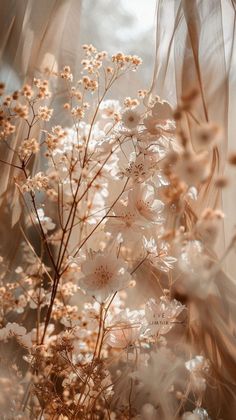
[0,44,235,419]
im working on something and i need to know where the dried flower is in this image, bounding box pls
[19,137,39,160]
[38,105,53,121]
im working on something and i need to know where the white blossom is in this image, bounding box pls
[128,183,164,223]
[106,309,143,348]
[100,99,121,118]
[36,208,56,233]
[105,202,143,242]
[144,297,185,336]
[79,250,131,302]
[122,109,141,130]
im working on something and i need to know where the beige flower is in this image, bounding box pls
[80,251,131,302]
[106,309,143,348]
[122,109,140,130]
[144,296,185,336]
[38,105,53,121]
[128,183,164,222]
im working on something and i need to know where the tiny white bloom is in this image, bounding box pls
[185,355,205,372]
[192,408,209,419]
[182,408,210,420]
[37,208,56,233]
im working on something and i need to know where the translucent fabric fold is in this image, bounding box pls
[152,0,236,273]
[0,0,82,203]
[151,2,236,417]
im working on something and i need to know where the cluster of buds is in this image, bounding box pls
[46,125,67,150]
[82,44,98,55]
[13,103,29,119]
[60,66,73,82]
[18,137,39,160]
[138,89,148,98]
[0,117,15,139]
[33,78,51,99]
[81,50,108,74]
[123,97,140,108]
[21,172,49,193]
[70,87,83,100]
[21,84,34,99]
[71,106,85,119]
[112,52,142,69]
[38,105,53,121]
[81,76,98,91]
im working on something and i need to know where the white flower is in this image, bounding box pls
[18,332,33,349]
[182,408,209,420]
[128,184,164,222]
[28,287,50,309]
[186,355,203,372]
[192,408,209,419]
[106,309,143,348]
[185,355,209,394]
[22,172,49,192]
[124,154,154,183]
[105,202,143,242]
[37,208,56,233]
[100,99,121,118]
[140,403,159,420]
[143,115,162,135]
[144,297,185,336]
[121,109,141,130]
[145,238,177,272]
[79,251,131,302]
[0,323,32,348]
[177,240,213,298]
